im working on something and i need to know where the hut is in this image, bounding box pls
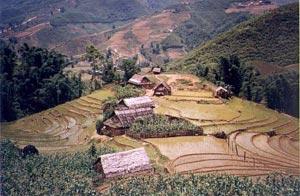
[103,96,155,134]
[117,96,154,110]
[214,86,230,99]
[94,148,152,178]
[153,82,171,96]
[152,67,161,74]
[128,74,152,88]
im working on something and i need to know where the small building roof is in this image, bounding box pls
[122,96,154,109]
[216,86,228,92]
[152,67,161,73]
[115,107,153,127]
[154,82,171,92]
[100,148,152,178]
[128,74,150,85]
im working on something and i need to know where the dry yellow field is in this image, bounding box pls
[146,136,228,159]
[1,89,114,153]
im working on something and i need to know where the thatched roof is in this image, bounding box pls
[115,107,153,127]
[216,86,228,92]
[154,82,171,92]
[100,148,152,178]
[121,96,154,109]
[152,67,161,73]
[128,74,151,85]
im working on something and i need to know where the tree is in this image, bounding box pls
[0,41,84,122]
[102,97,118,120]
[102,59,115,83]
[121,58,139,82]
[218,56,242,94]
[85,45,103,74]
[195,64,209,77]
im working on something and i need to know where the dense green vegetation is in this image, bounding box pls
[107,173,300,195]
[173,3,299,70]
[170,0,249,49]
[194,55,299,117]
[264,71,299,116]
[0,139,113,195]
[116,85,144,100]
[84,45,140,84]
[128,115,203,139]
[0,41,84,121]
[171,4,299,117]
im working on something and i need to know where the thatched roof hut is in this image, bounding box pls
[103,96,155,133]
[214,86,230,99]
[152,67,161,74]
[115,107,153,127]
[97,148,152,178]
[128,74,152,88]
[153,82,171,96]
[118,96,154,109]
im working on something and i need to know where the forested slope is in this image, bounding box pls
[173,3,299,71]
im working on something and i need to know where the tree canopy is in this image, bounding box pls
[0,41,84,122]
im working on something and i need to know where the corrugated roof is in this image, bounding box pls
[100,148,152,178]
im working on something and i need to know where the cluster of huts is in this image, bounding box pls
[128,74,172,96]
[103,96,155,135]
[103,74,230,135]
[96,72,232,180]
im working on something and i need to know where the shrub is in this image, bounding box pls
[96,118,104,134]
[213,131,227,139]
[266,130,277,137]
[107,173,300,195]
[127,115,203,139]
[0,139,114,195]
[116,85,144,99]
[22,145,39,158]
[102,97,118,120]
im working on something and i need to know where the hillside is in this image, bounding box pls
[54,0,250,62]
[0,0,180,49]
[172,3,299,71]
[1,73,299,194]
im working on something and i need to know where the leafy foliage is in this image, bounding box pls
[115,85,144,100]
[121,57,140,82]
[172,0,249,49]
[102,97,118,120]
[0,139,114,195]
[194,55,299,117]
[128,115,203,139]
[0,41,84,121]
[264,71,299,116]
[107,173,300,195]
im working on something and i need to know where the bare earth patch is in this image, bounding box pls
[225,4,278,15]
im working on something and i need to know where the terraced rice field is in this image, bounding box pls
[154,92,298,135]
[149,73,299,177]
[1,89,113,152]
[148,130,299,177]
[106,135,169,167]
[1,73,298,178]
